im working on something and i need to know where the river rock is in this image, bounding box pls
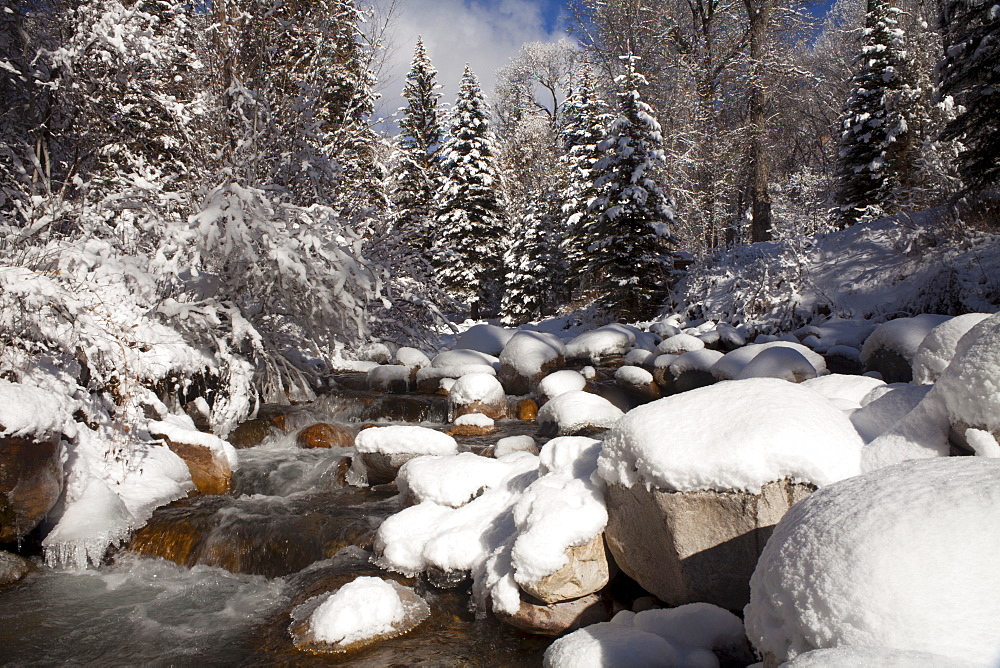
[614,366,661,403]
[494,592,609,636]
[296,423,354,449]
[160,437,232,496]
[519,533,611,605]
[0,550,33,587]
[515,398,538,421]
[449,414,496,438]
[449,374,507,421]
[604,478,814,612]
[0,434,64,543]
[228,417,278,449]
[497,331,566,395]
[367,365,412,394]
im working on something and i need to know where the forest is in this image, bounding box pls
[1,0,999,663]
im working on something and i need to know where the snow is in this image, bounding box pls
[966,428,1000,458]
[625,348,656,367]
[794,317,877,352]
[511,437,606,587]
[711,342,827,380]
[937,312,1000,431]
[499,330,566,376]
[668,349,724,376]
[454,413,493,428]
[745,457,1000,666]
[911,313,991,384]
[615,365,655,387]
[538,369,588,401]
[564,324,636,361]
[860,313,951,366]
[415,364,496,389]
[495,435,538,457]
[397,452,516,507]
[544,604,746,668]
[0,380,73,438]
[353,426,458,456]
[395,346,431,369]
[367,365,412,390]
[537,391,625,435]
[431,349,500,369]
[448,372,505,407]
[302,577,429,649]
[598,378,864,493]
[455,324,515,356]
[782,647,974,667]
[850,383,931,443]
[147,414,239,470]
[656,333,705,355]
[734,346,818,382]
[801,374,885,408]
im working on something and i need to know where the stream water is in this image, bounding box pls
[0,381,562,665]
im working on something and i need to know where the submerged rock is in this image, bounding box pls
[494,592,609,636]
[296,423,355,450]
[0,550,33,587]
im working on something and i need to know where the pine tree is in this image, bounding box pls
[501,204,560,324]
[432,65,507,319]
[938,0,1000,196]
[391,37,443,250]
[559,69,612,298]
[585,56,678,319]
[835,0,916,226]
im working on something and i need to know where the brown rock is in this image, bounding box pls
[604,478,814,612]
[453,399,507,421]
[516,398,539,421]
[448,421,497,438]
[949,421,1000,456]
[228,418,277,449]
[494,592,609,636]
[295,423,355,449]
[360,451,418,485]
[519,533,611,604]
[0,550,34,587]
[161,438,232,496]
[0,434,64,543]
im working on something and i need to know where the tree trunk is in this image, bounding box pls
[744,0,773,243]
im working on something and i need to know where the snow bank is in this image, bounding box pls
[800,374,885,408]
[0,380,73,438]
[511,437,606,588]
[538,370,587,401]
[565,324,636,361]
[456,324,515,356]
[937,312,1000,431]
[794,317,876,352]
[537,391,624,435]
[711,342,826,381]
[297,577,429,651]
[598,378,863,493]
[448,372,505,407]
[398,452,514,507]
[544,604,746,668]
[353,426,458,456]
[860,313,951,366]
[745,457,1000,666]
[912,313,991,384]
[499,331,566,376]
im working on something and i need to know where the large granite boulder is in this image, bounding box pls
[493,592,609,636]
[518,533,611,605]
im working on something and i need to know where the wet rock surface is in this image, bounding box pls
[0,434,63,543]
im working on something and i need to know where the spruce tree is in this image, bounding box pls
[559,69,612,298]
[501,203,560,324]
[938,0,1000,195]
[835,0,916,226]
[432,65,507,319]
[391,37,443,250]
[585,56,678,320]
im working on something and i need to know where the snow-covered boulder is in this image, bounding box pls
[656,333,705,355]
[431,349,500,369]
[367,365,412,393]
[850,384,932,443]
[415,363,496,394]
[614,365,660,402]
[734,345,818,383]
[455,324,515,356]
[911,313,991,384]
[654,349,722,395]
[448,372,507,421]
[711,342,827,381]
[598,378,864,610]
[289,576,430,653]
[781,647,973,667]
[494,435,538,458]
[352,426,459,486]
[394,346,431,370]
[624,348,656,368]
[498,331,566,394]
[800,373,885,410]
[450,412,495,437]
[397,452,514,508]
[745,457,1000,666]
[564,324,637,363]
[537,391,624,436]
[538,369,587,403]
[544,604,751,668]
[860,313,950,382]
[148,416,237,495]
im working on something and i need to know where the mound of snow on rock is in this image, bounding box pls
[599,378,863,493]
[537,391,625,435]
[912,313,991,384]
[745,457,1000,665]
[354,426,458,456]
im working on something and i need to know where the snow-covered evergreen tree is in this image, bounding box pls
[585,56,678,319]
[835,0,916,225]
[432,65,507,319]
[559,69,613,298]
[391,37,444,251]
[501,204,561,324]
[938,0,1000,197]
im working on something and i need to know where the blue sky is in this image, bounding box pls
[375,0,572,123]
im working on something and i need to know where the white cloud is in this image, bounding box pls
[369,0,568,129]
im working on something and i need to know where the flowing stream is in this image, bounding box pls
[0,380,557,665]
